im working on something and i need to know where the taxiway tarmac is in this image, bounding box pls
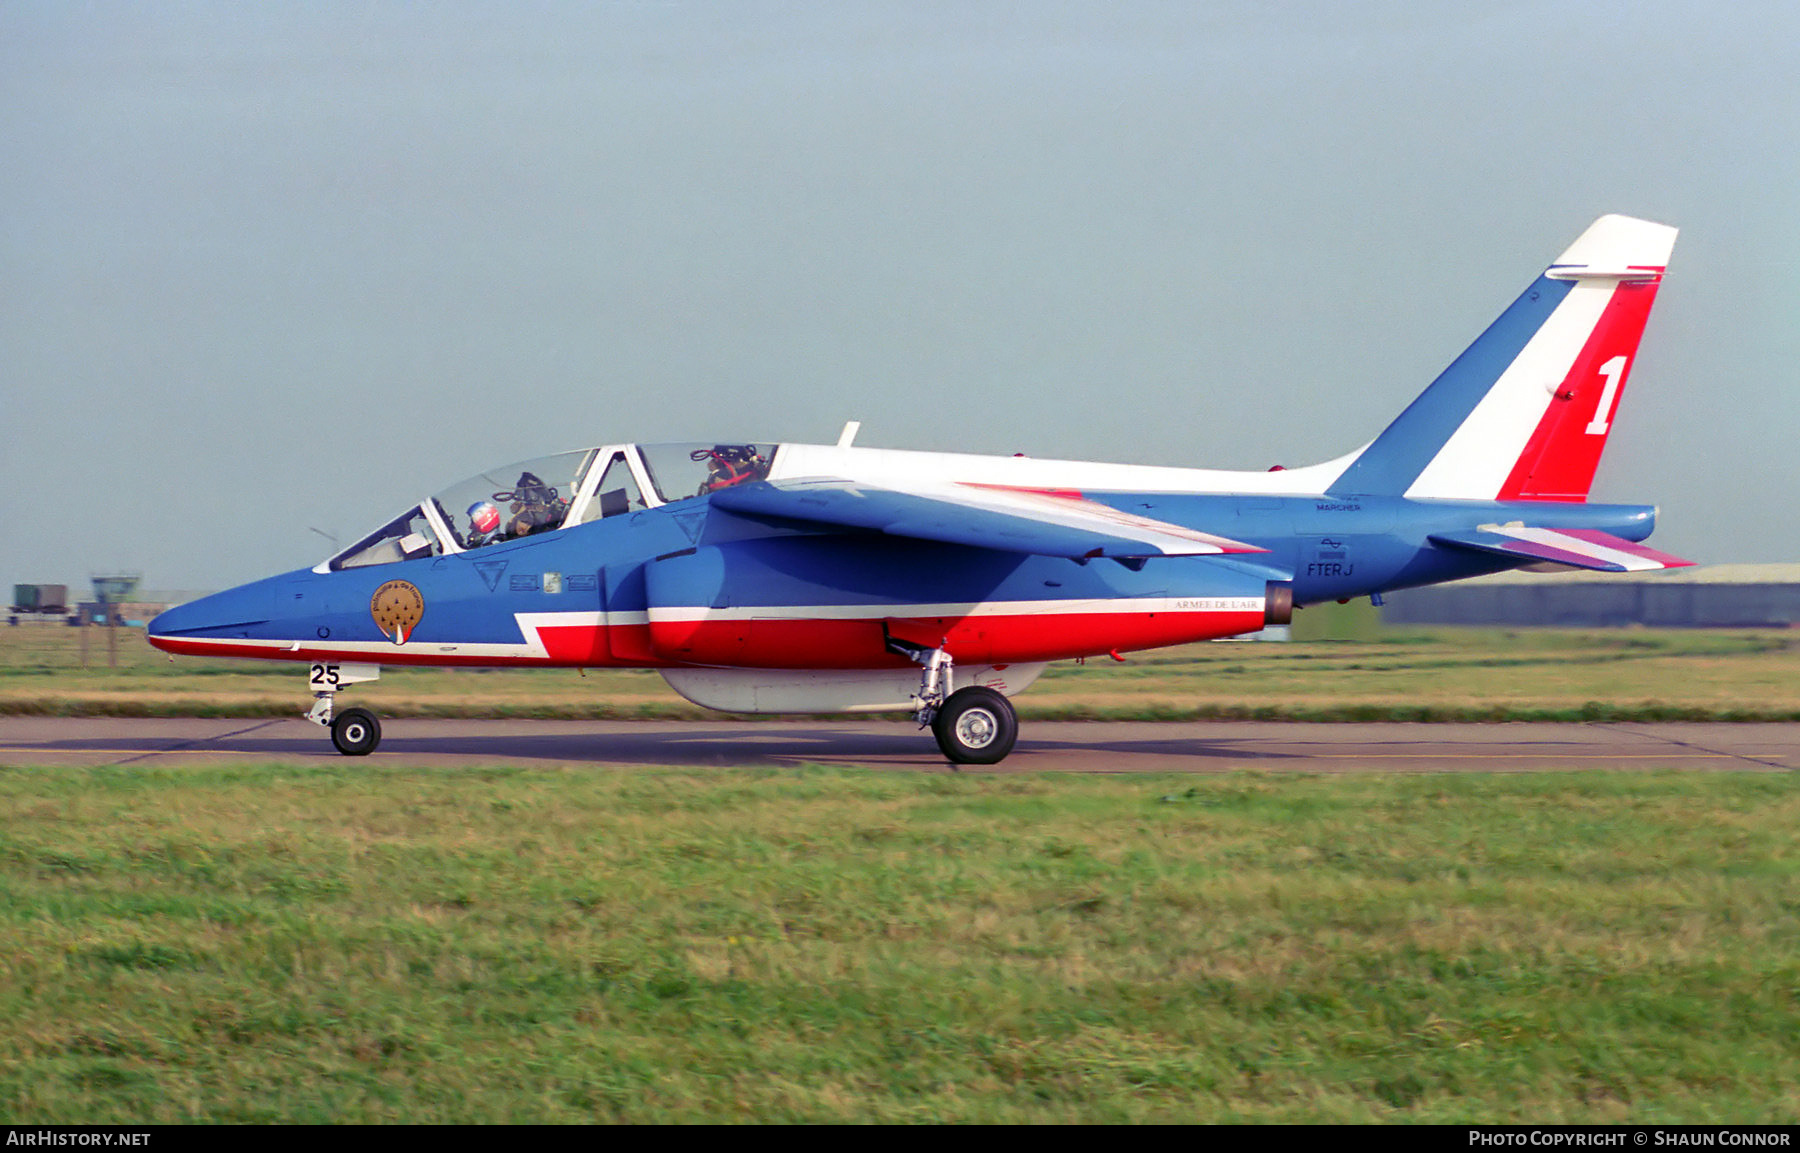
[2,717,1798,772]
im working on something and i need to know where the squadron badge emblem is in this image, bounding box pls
[370,580,425,645]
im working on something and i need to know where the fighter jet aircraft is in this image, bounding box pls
[148,214,1689,763]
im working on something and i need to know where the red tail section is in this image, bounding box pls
[1497,273,1664,502]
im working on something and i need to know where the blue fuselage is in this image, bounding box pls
[148,491,1658,670]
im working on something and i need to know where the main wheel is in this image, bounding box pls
[931,687,1018,765]
[331,707,382,756]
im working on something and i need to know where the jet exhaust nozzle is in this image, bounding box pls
[1264,581,1294,626]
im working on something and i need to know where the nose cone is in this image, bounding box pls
[146,577,283,655]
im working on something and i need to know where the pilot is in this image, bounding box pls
[466,500,502,547]
[502,471,568,538]
[695,446,766,494]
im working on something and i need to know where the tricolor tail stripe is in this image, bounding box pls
[1326,215,1677,503]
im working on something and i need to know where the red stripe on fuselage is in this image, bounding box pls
[643,608,1268,666]
[150,607,1268,670]
[145,634,643,668]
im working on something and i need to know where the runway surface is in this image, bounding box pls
[3,717,1798,772]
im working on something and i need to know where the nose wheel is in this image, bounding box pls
[304,662,384,756]
[330,708,382,756]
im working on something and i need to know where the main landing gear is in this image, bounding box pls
[304,662,384,756]
[890,638,1019,765]
[931,686,1018,765]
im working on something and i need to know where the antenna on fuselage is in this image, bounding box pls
[837,421,860,448]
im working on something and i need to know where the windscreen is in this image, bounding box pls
[330,507,444,570]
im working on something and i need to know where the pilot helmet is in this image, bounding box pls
[467,500,502,535]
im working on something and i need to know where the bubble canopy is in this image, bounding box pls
[319,443,778,571]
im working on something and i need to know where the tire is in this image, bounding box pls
[931,687,1018,765]
[331,707,382,757]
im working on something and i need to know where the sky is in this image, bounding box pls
[4,1,1797,595]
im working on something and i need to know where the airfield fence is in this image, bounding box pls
[0,619,159,671]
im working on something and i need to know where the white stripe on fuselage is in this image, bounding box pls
[644,597,1264,623]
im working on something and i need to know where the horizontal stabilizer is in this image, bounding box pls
[709,478,1268,560]
[1430,525,1693,573]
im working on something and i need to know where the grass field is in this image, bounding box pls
[5,620,1800,722]
[6,623,1798,1122]
[2,763,1797,1123]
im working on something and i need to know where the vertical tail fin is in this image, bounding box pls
[1328,215,1677,502]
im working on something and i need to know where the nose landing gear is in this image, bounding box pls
[305,662,384,756]
[329,708,382,756]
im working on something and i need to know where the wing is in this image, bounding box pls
[1430,525,1693,572]
[707,478,1268,560]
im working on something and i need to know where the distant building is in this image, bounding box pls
[61,592,212,628]
[1381,564,1800,628]
[71,601,165,627]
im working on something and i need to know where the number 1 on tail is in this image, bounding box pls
[1584,355,1629,436]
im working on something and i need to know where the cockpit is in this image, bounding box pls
[321,442,778,571]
